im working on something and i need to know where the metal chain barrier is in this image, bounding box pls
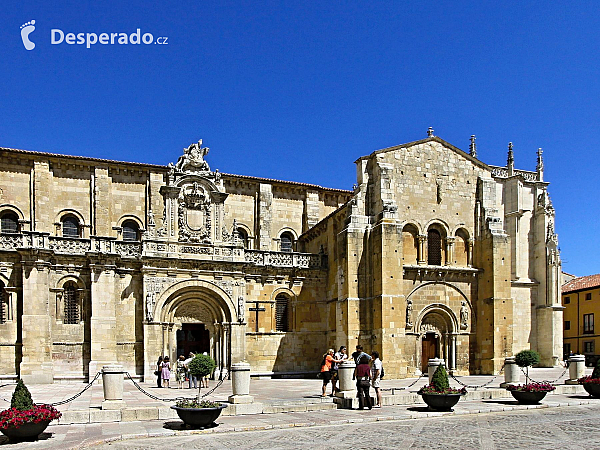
[125,372,224,402]
[50,371,102,406]
[382,372,427,394]
[518,365,569,385]
[449,363,505,389]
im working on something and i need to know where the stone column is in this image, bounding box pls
[445,237,455,266]
[101,365,126,410]
[566,354,586,385]
[336,360,357,399]
[228,362,253,404]
[428,358,445,383]
[500,356,520,387]
[467,239,474,267]
[417,235,427,265]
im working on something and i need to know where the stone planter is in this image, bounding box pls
[582,382,600,398]
[420,393,463,411]
[171,404,227,428]
[0,420,51,442]
[509,390,547,404]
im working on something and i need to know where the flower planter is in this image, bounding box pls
[0,419,51,442]
[420,393,463,411]
[582,382,600,398]
[171,404,227,428]
[509,390,547,404]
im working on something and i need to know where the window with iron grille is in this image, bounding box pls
[427,229,442,265]
[1,212,18,234]
[280,232,293,253]
[122,220,139,241]
[584,313,594,334]
[586,292,592,300]
[275,294,289,332]
[63,284,79,324]
[584,341,595,353]
[62,216,79,238]
[0,283,6,324]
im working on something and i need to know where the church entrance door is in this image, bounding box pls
[421,333,439,372]
[177,323,210,358]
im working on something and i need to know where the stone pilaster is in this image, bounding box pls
[258,184,272,250]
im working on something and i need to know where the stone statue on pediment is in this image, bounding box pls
[175,139,210,173]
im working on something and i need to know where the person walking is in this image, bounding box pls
[185,352,197,389]
[331,346,348,395]
[320,349,344,397]
[156,356,163,388]
[161,355,171,388]
[355,354,372,410]
[371,350,383,407]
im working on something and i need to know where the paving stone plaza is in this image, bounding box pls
[0,366,598,448]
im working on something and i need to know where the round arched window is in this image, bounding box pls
[280,232,294,253]
[62,216,80,238]
[122,220,140,241]
[237,227,249,248]
[0,212,19,234]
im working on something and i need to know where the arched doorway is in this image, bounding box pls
[418,307,457,372]
[145,279,243,382]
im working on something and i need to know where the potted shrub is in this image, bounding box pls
[0,379,61,442]
[578,358,600,398]
[170,354,226,428]
[507,350,555,404]
[417,364,466,411]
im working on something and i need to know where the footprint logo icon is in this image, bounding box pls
[20,20,36,50]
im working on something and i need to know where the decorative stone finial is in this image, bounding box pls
[507,142,514,176]
[536,148,544,182]
[427,127,434,137]
[174,139,210,173]
[469,135,477,158]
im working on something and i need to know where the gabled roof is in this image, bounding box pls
[354,136,493,171]
[562,274,600,294]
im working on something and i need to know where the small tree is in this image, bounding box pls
[11,379,34,411]
[515,350,540,384]
[188,354,216,401]
[431,365,450,392]
[591,359,600,380]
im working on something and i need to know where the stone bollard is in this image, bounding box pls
[228,362,253,404]
[500,357,520,387]
[101,365,126,410]
[566,354,586,385]
[336,360,357,399]
[428,358,445,384]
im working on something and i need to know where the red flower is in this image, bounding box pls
[0,405,61,430]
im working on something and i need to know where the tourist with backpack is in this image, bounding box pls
[320,349,344,397]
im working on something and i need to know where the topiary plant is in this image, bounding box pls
[188,354,216,401]
[515,350,540,384]
[431,365,450,392]
[11,379,33,411]
[591,359,600,380]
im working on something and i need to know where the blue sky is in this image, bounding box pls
[1,1,598,276]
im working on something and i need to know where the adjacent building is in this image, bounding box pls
[562,274,600,365]
[0,132,563,383]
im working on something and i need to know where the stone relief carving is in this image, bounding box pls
[146,292,155,322]
[178,182,212,243]
[237,296,245,322]
[406,300,413,328]
[175,139,210,173]
[174,303,213,323]
[460,301,469,330]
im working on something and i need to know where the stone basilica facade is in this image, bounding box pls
[0,134,563,383]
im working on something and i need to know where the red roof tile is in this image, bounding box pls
[562,274,600,294]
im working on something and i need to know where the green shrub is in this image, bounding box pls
[431,365,450,391]
[11,379,33,411]
[514,350,540,368]
[592,359,600,379]
[188,354,216,379]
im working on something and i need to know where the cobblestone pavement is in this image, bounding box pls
[94,405,600,450]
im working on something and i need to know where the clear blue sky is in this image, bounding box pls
[1,1,598,276]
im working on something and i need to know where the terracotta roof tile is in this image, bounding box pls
[562,274,600,294]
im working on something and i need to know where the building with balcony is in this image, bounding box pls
[0,133,563,383]
[562,274,600,366]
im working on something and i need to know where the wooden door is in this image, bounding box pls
[421,334,439,372]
